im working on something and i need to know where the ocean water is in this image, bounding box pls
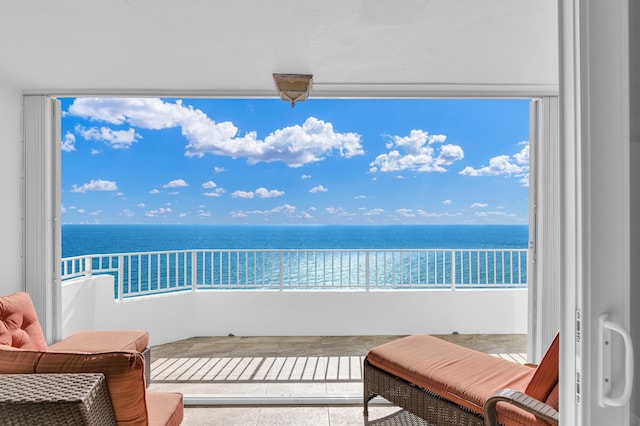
[61,224,528,258]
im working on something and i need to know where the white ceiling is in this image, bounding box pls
[0,0,558,97]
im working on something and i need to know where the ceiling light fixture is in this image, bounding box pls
[273,73,313,108]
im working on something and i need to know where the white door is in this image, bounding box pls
[560,0,636,424]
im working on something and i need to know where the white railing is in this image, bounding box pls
[61,248,527,299]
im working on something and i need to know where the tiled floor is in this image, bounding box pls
[148,334,527,425]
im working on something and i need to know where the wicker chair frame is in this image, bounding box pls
[363,358,484,426]
[363,357,559,426]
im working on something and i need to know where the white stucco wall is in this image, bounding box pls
[62,275,527,346]
[0,85,24,296]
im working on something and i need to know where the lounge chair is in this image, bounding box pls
[0,292,183,425]
[363,333,559,426]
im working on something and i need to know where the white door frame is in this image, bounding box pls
[559,0,633,424]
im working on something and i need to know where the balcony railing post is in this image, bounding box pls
[365,251,370,291]
[86,255,93,277]
[191,251,197,292]
[117,255,124,301]
[279,251,283,291]
[450,250,456,290]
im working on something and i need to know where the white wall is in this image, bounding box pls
[62,275,527,346]
[0,85,24,296]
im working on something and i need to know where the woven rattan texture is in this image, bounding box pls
[364,360,484,426]
[368,409,433,426]
[0,373,116,425]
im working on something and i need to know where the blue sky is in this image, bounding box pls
[61,98,530,225]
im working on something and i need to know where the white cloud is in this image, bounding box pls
[354,195,366,199]
[301,174,311,179]
[71,179,118,193]
[370,129,464,173]
[364,208,384,216]
[232,188,283,198]
[137,203,145,208]
[309,185,328,193]
[395,208,416,218]
[75,124,141,149]
[68,98,364,167]
[77,209,85,214]
[475,211,518,219]
[324,207,355,217]
[301,211,314,219]
[89,210,102,216]
[163,179,188,188]
[214,166,225,173]
[149,189,160,194]
[90,149,102,155]
[61,132,76,152]
[197,210,211,218]
[255,187,284,198]
[121,209,135,217]
[514,142,529,164]
[179,212,188,218]
[459,155,524,176]
[144,207,172,217]
[230,204,296,218]
[204,188,226,197]
[232,190,254,199]
[470,203,488,208]
[442,199,452,205]
[202,180,217,189]
[204,188,227,197]
[459,142,529,188]
[394,208,463,219]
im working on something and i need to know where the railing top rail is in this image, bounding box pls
[63,247,528,259]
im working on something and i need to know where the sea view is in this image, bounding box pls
[62,224,528,258]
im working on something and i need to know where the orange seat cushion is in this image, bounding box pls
[147,391,184,426]
[367,334,535,415]
[49,329,150,353]
[0,292,48,350]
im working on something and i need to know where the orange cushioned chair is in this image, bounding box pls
[364,333,559,426]
[0,292,183,425]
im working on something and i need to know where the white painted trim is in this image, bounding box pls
[560,0,632,424]
[23,83,558,99]
[23,96,62,344]
[528,97,561,363]
[183,394,389,406]
[558,1,581,425]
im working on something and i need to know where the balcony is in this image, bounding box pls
[148,334,527,425]
[61,248,528,343]
[60,247,529,424]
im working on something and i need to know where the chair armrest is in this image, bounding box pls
[483,388,559,426]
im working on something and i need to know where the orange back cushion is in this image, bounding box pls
[0,292,48,350]
[525,332,560,404]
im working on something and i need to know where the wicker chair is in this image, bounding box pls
[0,292,183,425]
[0,292,152,384]
[363,334,559,426]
